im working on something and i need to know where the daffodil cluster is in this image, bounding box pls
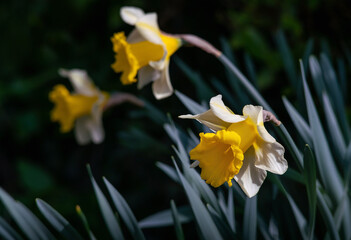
[49,69,109,145]
[111,6,182,99]
[180,95,288,197]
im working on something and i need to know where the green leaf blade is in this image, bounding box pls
[87,166,124,240]
[36,199,83,240]
[103,178,145,240]
[173,161,223,240]
[303,145,317,240]
[301,61,343,201]
[138,206,192,229]
[0,217,24,240]
[0,188,55,240]
[170,200,185,240]
[243,196,257,240]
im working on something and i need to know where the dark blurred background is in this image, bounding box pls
[1,0,350,238]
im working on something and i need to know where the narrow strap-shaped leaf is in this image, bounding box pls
[320,54,350,142]
[243,196,257,240]
[0,188,55,240]
[175,90,207,115]
[275,125,303,171]
[308,55,325,100]
[75,205,97,240]
[185,164,221,213]
[103,178,145,240]
[173,160,223,240]
[317,189,340,240]
[138,206,192,228]
[341,203,351,239]
[226,187,235,232]
[0,225,16,240]
[269,175,308,239]
[0,217,23,240]
[164,118,222,213]
[170,200,185,240]
[218,54,271,112]
[206,204,235,239]
[257,215,273,240]
[164,124,189,166]
[232,183,246,202]
[303,145,317,240]
[345,144,351,179]
[332,189,348,232]
[187,128,200,146]
[301,60,343,201]
[302,39,314,72]
[282,96,312,146]
[284,168,304,184]
[17,202,55,240]
[36,199,83,240]
[170,143,221,214]
[156,162,179,183]
[217,191,226,218]
[322,92,347,162]
[87,165,124,240]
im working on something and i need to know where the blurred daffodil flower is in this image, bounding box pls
[111,6,182,99]
[179,95,288,197]
[49,69,109,145]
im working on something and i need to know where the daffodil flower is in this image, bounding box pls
[111,6,182,99]
[49,69,109,145]
[179,95,288,197]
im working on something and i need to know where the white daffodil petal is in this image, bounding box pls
[254,139,288,175]
[135,13,163,45]
[151,62,173,99]
[137,66,161,89]
[234,147,267,198]
[58,69,97,96]
[210,95,246,123]
[74,98,105,145]
[257,125,276,143]
[243,104,275,143]
[88,118,104,144]
[88,102,105,144]
[126,29,145,43]
[120,6,145,25]
[149,53,167,70]
[242,104,262,125]
[179,110,231,131]
[74,117,91,145]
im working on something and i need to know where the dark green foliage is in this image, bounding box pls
[1,0,351,239]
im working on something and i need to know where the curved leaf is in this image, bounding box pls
[303,145,317,240]
[173,160,223,240]
[0,217,23,240]
[138,206,192,228]
[0,188,54,240]
[170,200,185,240]
[103,178,145,240]
[36,199,83,240]
[87,165,124,240]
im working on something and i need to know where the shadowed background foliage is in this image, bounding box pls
[1,0,350,238]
